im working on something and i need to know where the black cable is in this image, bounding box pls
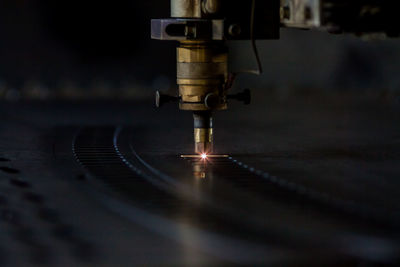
[236,0,263,76]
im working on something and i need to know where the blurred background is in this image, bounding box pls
[0,0,400,101]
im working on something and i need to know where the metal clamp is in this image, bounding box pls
[151,19,224,41]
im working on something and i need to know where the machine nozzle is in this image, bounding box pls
[193,112,213,154]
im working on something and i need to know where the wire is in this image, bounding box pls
[236,0,263,76]
[224,0,263,90]
[249,0,263,75]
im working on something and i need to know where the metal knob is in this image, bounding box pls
[204,93,220,109]
[228,89,251,105]
[155,91,179,108]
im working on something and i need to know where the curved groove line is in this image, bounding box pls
[228,156,399,225]
[113,127,171,191]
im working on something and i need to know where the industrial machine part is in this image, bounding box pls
[280,0,399,36]
[152,0,279,154]
[152,0,399,154]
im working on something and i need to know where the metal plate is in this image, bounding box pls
[1,95,400,265]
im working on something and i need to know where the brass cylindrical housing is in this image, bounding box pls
[163,1,227,155]
[177,41,228,111]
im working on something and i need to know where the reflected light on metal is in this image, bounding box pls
[180,155,229,159]
[180,154,229,179]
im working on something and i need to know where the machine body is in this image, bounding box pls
[152,0,399,154]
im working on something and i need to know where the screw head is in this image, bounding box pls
[228,24,242,37]
[205,93,220,109]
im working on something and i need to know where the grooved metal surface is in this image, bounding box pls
[73,126,400,265]
[1,98,400,266]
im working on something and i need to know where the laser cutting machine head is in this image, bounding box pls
[151,0,399,154]
[152,0,279,154]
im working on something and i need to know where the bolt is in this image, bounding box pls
[228,24,242,37]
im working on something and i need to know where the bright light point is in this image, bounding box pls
[180,154,229,159]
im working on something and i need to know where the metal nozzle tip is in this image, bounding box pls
[193,112,213,154]
[194,127,213,154]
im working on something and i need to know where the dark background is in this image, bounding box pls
[0,3,399,265]
[0,0,399,100]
